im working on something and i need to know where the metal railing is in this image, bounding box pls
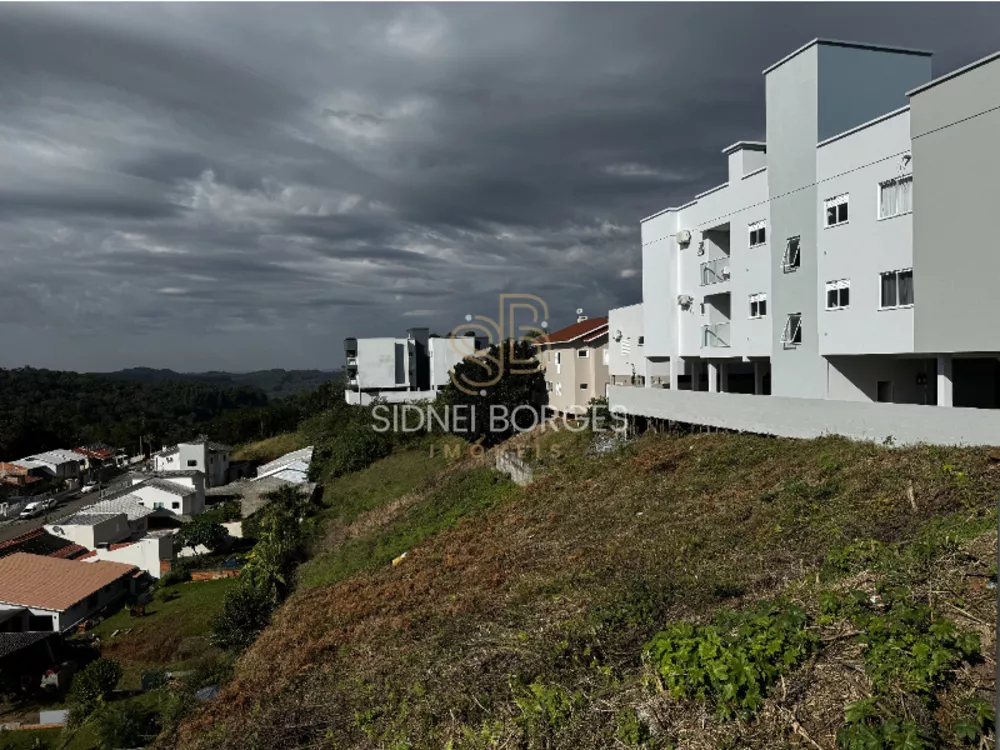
[700,257,731,286]
[701,322,731,349]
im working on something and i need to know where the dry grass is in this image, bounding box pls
[168,430,1000,750]
[230,432,311,463]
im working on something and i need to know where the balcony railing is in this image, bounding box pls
[701,322,731,349]
[700,257,731,286]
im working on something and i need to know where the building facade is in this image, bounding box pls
[154,438,230,488]
[607,303,671,388]
[540,317,610,414]
[627,39,1000,416]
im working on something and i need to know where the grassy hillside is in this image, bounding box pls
[230,433,313,464]
[169,430,1000,750]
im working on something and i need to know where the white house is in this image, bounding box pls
[100,472,205,518]
[0,553,136,633]
[153,438,230,488]
[610,38,1000,446]
[45,512,130,550]
[539,317,610,414]
[83,534,174,580]
[15,450,82,480]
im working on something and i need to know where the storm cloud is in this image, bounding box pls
[1,3,998,371]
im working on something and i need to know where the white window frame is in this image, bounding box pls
[578,349,589,359]
[824,279,851,311]
[781,313,802,348]
[824,194,849,228]
[748,220,767,248]
[749,293,767,319]
[878,174,913,220]
[782,236,801,273]
[602,348,609,366]
[879,268,914,310]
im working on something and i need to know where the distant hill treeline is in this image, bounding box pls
[96,368,340,400]
[0,367,344,462]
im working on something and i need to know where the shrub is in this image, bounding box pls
[158,567,192,587]
[315,417,392,479]
[836,699,930,750]
[175,519,230,557]
[211,583,275,653]
[644,600,815,719]
[67,657,123,725]
[94,703,148,750]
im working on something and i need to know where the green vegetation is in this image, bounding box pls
[174,520,229,559]
[158,429,999,750]
[230,433,311,464]
[67,659,122,727]
[102,368,339,400]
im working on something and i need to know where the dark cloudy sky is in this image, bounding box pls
[2,4,998,372]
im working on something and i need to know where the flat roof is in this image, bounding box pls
[907,50,1000,97]
[721,141,766,155]
[763,38,933,76]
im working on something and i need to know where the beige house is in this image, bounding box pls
[540,317,610,415]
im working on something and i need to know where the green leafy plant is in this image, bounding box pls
[850,596,980,698]
[512,678,581,738]
[175,518,230,558]
[836,700,930,750]
[953,697,995,744]
[614,707,650,746]
[211,583,275,653]
[644,600,815,719]
[67,657,123,726]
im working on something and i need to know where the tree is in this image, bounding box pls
[211,584,276,653]
[68,658,123,726]
[175,519,229,558]
[94,703,148,750]
[441,338,547,447]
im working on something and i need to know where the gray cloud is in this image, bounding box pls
[0,3,998,371]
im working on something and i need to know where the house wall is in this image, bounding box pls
[543,338,610,411]
[88,536,173,579]
[910,53,1000,354]
[609,384,1000,448]
[827,355,933,404]
[20,575,133,633]
[45,513,129,549]
[816,109,915,355]
[428,336,474,390]
[355,337,409,390]
[131,485,199,516]
[608,304,646,383]
[641,210,677,360]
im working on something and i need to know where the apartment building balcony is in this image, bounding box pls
[701,322,731,349]
[700,257,731,287]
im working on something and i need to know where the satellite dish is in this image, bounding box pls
[576,308,583,315]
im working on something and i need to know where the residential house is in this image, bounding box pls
[344,330,482,405]
[254,446,314,484]
[83,534,174,580]
[44,512,131,550]
[0,553,137,633]
[15,450,82,480]
[607,304,671,388]
[0,528,89,561]
[99,470,205,518]
[539,316,610,415]
[610,38,1000,446]
[153,437,230,488]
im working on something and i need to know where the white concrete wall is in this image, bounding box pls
[610,385,1000,447]
[356,337,408,389]
[817,109,914,355]
[131,484,199,516]
[87,536,173,579]
[428,336,474,390]
[45,513,129,549]
[608,304,645,382]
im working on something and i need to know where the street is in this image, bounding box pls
[0,488,106,544]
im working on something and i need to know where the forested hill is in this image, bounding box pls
[0,367,343,461]
[95,368,340,400]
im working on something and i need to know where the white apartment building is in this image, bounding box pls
[153,437,230,488]
[344,329,481,405]
[607,303,670,388]
[612,39,1000,446]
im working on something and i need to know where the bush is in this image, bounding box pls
[317,418,393,479]
[175,519,230,557]
[67,658,123,725]
[644,600,815,719]
[94,703,148,750]
[158,567,192,587]
[211,583,276,653]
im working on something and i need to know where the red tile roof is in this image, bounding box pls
[539,317,609,345]
[0,529,87,560]
[0,553,136,611]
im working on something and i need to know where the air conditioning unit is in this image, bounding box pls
[676,229,692,245]
[613,329,623,342]
[677,294,694,308]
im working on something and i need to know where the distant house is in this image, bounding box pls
[254,446,314,484]
[0,528,89,561]
[82,534,174,580]
[153,437,231,488]
[539,316,610,415]
[99,470,205,518]
[0,553,137,633]
[45,512,131,550]
[0,462,48,489]
[70,444,119,473]
[14,450,82,480]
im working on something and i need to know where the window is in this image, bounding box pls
[781,313,802,347]
[879,175,912,219]
[187,460,197,467]
[824,194,849,227]
[580,383,588,390]
[749,293,767,319]
[555,352,561,365]
[880,268,914,308]
[578,349,589,358]
[154,502,164,509]
[825,279,851,310]
[638,336,644,346]
[876,381,893,403]
[602,349,609,365]
[172,502,180,510]
[166,456,173,463]
[749,220,767,247]
[782,236,801,272]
